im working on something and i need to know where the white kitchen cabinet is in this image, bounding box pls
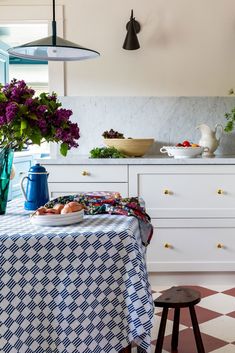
[44,164,128,198]
[129,165,235,272]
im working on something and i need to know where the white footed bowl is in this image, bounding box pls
[160,146,208,159]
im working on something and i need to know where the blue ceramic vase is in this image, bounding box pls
[0,148,14,215]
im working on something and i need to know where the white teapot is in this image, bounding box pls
[196,123,223,157]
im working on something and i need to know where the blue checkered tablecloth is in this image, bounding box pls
[0,199,154,353]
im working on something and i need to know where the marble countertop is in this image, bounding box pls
[36,154,235,165]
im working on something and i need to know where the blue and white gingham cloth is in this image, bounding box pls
[0,199,154,353]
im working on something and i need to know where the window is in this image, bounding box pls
[0,23,49,95]
[0,5,65,157]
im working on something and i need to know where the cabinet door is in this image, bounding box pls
[46,165,128,183]
[129,165,235,218]
[147,219,235,272]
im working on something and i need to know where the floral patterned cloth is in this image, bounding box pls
[45,192,153,246]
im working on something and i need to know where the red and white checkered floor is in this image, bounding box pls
[134,285,235,353]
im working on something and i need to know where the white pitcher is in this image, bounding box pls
[196,123,223,157]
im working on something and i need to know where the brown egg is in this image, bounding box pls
[35,207,47,215]
[67,201,83,212]
[61,205,73,214]
[53,204,64,214]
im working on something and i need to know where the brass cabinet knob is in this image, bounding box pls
[81,170,90,176]
[164,243,172,249]
[217,243,224,249]
[164,189,171,195]
[217,189,223,195]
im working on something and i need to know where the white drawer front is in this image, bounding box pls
[49,182,128,198]
[147,222,235,272]
[45,165,128,183]
[138,173,235,218]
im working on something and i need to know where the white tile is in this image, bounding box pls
[200,316,235,343]
[151,285,171,293]
[152,292,162,300]
[199,293,235,314]
[209,344,235,353]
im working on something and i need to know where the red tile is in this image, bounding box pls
[223,288,235,297]
[156,306,222,327]
[226,311,235,319]
[162,328,227,353]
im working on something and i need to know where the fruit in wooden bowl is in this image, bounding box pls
[103,138,154,157]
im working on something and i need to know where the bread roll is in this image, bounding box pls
[61,205,73,214]
[45,208,58,215]
[53,204,64,214]
[67,201,83,212]
[35,207,47,215]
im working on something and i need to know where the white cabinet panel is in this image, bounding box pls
[129,165,235,272]
[147,220,235,272]
[47,165,128,183]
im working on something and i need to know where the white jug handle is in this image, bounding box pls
[215,124,223,140]
[203,147,210,153]
[160,147,168,154]
[20,176,28,201]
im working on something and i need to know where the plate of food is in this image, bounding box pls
[30,201,84,226]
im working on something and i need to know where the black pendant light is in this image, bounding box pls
[123,10,141,50]
[7,0,100,61]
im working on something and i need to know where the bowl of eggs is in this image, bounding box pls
[30,201,84,226]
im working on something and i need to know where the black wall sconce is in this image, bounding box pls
[123,9,141,50]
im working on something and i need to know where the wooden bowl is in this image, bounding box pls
[104,138,154,157]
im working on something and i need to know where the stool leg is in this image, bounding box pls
[189,306,205,353]
[155,307,168,353]
[171,308,180,350]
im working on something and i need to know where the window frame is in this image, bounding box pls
[0,5,65,157]
[0,5,65,95]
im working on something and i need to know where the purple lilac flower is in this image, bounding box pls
[37,119,48,134]
[0,116,7,125]
[5,102,18,123]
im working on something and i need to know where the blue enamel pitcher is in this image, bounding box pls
[20,163,49,211]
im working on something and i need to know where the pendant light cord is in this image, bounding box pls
[52,0,57,45]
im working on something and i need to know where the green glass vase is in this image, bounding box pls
[0,148,14,215]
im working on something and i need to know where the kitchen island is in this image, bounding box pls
[36,155,235,285]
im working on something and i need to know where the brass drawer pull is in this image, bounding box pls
[217,189,223,195]
[164,243,172,249]
[164,189,171,195]
[217,243,224,249]
[81,171,90,176]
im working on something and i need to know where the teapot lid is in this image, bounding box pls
[29,163,48,174]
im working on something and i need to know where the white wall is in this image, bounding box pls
[1,0,235,96]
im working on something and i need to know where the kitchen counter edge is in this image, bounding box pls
[36,155,235,165]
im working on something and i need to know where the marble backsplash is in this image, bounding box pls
[58,97,235,157]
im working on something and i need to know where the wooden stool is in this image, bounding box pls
[154,286,205,353]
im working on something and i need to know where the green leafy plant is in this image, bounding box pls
[0,79,80,156]
[89,147,126,158]
[224,108,235,132]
